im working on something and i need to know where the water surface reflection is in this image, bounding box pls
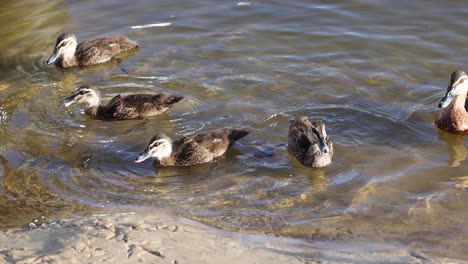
[1,0,468,260]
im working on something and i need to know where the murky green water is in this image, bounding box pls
[1,0,468,260]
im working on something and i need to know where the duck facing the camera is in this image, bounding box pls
[288,116,333,168]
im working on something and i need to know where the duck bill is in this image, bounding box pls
[60,94,78,107]
[438,88,454,108]
[134,149,152,163]
[46,49,59,64]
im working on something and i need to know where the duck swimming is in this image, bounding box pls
[134,127,249,166]
[46,33,139,68]
[288,117,333,168]
[436,70,468,135]
[61,85,184,120]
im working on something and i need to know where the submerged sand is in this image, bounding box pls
[0,212,465,264]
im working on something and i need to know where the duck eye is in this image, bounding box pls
[58,41,68,49]
[151,141,162,148]
[460,79,465,84]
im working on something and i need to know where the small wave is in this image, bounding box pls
[180,97,203,113]
[128,76,171,81]
[131,23,172,29]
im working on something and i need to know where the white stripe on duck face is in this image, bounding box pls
[320,125,327,138]
[150,139,167,148]
[450,76,468,96]
[58,37,76,49]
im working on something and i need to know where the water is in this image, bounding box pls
[1,0,468,260]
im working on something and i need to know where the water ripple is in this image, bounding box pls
[1,0,468,259]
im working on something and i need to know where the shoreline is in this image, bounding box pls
[0,211,303,264]
[0,211,465,263]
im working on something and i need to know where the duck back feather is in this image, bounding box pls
[160,127,249,166]
[100,93,183,120]
[76,35,139,66]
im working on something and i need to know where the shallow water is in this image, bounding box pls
[1,0,468,260]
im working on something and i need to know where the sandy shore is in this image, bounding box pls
[0,212,465,264]
[0,212,303,264]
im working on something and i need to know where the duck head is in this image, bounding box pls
[61,85,101,108]
[135,134,173,163]
[311,120,330,154]
[46,33,78,64]
[438,70,468,108]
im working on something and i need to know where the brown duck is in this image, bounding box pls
[46,32,139,68]
[436,70,468,135]
[61,85,183,120]
[134,127,249,166]
[288,117,333,168]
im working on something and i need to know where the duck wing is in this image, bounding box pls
[171,136,209,166]
[99,95,126,119]
[191,128,245,157]
[76,35,139,65]
[288,118,314,155]
[120,94,182,118]
[292,130,313,155]
[171,128,247,166]
[76,46,109,65]
[101,94,167,119]
[135,93,183,114]
[102,94,153,120]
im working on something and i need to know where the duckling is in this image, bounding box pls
[61,85,184,120]
[288,117,333,168]
[134,127,249,166]
[46,33,139,68]
[436,70,468,134]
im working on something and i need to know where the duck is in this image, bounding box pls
[288,116,333,168]
[436,70,468,135]
[61,85,184,120]
[134,127,249,166]
[46,32,139,68]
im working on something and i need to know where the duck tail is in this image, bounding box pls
[157,94,184,106]
[228,128,249,141]
[166,95,184,105]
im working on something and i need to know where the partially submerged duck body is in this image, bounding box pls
[288,116,333,168]
[435,71,468,135]
[61,85,183,120]
[46,33,139,68]
[134,127,249,166]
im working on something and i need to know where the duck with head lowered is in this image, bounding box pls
[61,85,184,120]
[46,32,139,68]
[288,116,333,168]
[134,127,249,167]
[436,70,468,135]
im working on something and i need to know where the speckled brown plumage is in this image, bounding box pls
[61,86,183,120]
[435,71,468,135]
[47,33,139,68]
[134,127,249,166]
[288,116,333,168]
